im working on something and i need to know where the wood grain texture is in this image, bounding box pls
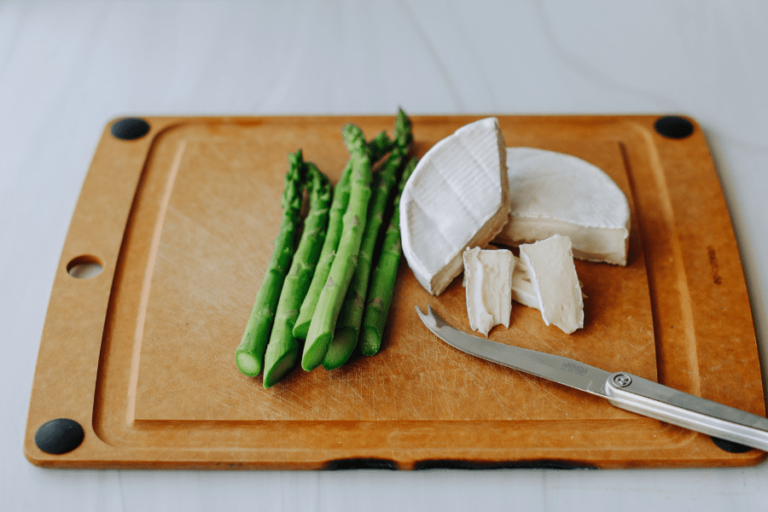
[24,115,765,469]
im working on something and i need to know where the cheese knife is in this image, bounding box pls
[416,305,768,452]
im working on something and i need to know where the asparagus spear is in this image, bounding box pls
[293,131,393,340]
[323,110,413,370]
[360,156,418,356]
[301,124,373,371]
[235,150,306,377]
[263,163,332,388]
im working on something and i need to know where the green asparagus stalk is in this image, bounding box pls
[360,156,418,356]
[262,163,332,388]
[292,131,393,340]
[323,110,413,370]
[236,150,306,377]
[301,124,373,371]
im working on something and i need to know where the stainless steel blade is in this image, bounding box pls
[417,305,611,397]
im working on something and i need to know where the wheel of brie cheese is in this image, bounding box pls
[493,147,631,266]
[400,117,510,295]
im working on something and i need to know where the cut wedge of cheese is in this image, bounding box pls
[494,147,630,266]
[462,247,514,336]
[518,235,584,334]
[400,117,510,295]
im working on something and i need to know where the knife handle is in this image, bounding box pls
[604,372,768,452]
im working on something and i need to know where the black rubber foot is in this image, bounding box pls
[111,117,150,140]
[710,436,752,453]
[654,116,694,139]
[325,458,397,470]
[34,418,85,455]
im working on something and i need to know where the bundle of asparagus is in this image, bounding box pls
[236,111,414,385]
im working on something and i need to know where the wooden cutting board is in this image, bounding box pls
[24,115,766,469]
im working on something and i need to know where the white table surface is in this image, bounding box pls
[3,0,768,510]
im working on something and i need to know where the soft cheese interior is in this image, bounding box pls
[510,256,539,310]
[518,235,584,334]
[400,117,510,295]
[494,147,630,266]
[463,247,514,336]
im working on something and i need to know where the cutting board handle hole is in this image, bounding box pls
[67,255,103,279]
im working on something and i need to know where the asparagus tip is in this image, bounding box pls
[341,123,365,151]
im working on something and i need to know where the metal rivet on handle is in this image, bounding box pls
[613,373,633,388]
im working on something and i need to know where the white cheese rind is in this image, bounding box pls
[518,235,584,334]
[494,147,630,266]
[400,117,510,295]
[463,247,514,337]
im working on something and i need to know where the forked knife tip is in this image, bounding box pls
[415,305,438,329]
